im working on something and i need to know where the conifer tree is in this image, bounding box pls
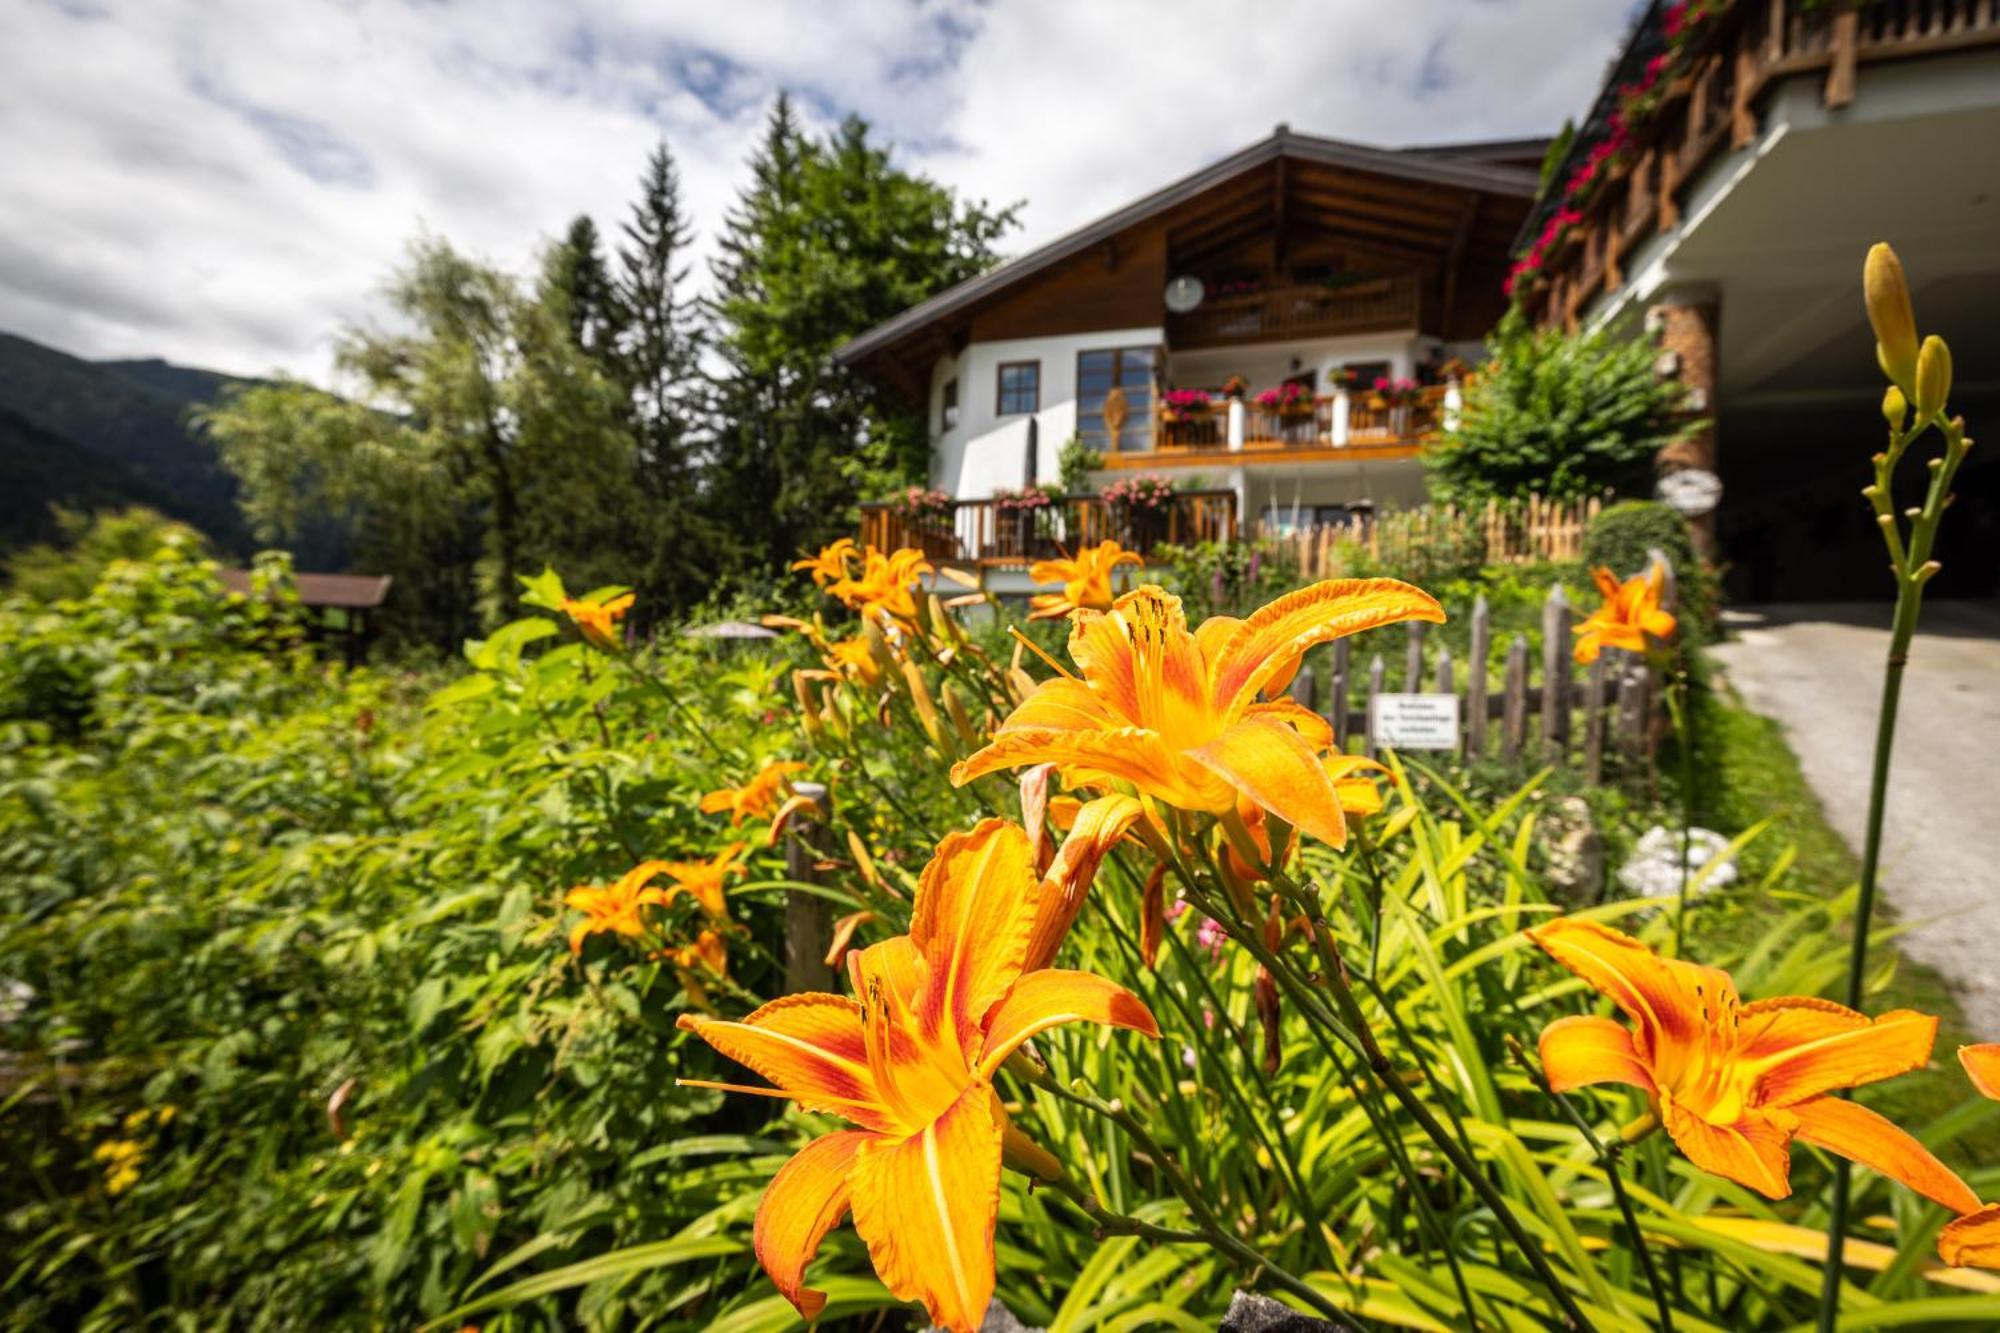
[542,215,622,357]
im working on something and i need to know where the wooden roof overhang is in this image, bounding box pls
[837,128,1541,404]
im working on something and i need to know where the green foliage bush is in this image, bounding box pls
[1428,310,1688,502]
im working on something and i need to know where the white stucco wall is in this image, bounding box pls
[927,327,1164,498]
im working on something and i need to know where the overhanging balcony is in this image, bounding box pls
[1099,384,1448,469]
[1165,274,1420,348]
[859,490,1237,567]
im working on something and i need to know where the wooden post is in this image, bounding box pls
[1541,585,1572,762]
[1364,654,1385,759]
[1826,7,1858,108]
[1290,657,1316,713]
[1467,594,1490,759]
[1501,635,1529,764]
[1404,621,1426,692]
[783,782,836,994]
[1433,646,1458,756]
[1336,640,1352,752]
[1583,656,1609,784]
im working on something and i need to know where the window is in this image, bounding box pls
[939,378,959,433]
[996,361,1040,416]
[1076,346,1158,453]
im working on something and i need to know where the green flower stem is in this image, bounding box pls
[1027,1072,1361,1330]
[1522,1045,1675,1332]
[1663,657,1695,958]
[1168,859,1595,1332]
[1817,409,1971,1331]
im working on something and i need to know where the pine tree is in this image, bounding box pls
[615,140,705,491]
[707,96,1016,573]
[542,215,622,357]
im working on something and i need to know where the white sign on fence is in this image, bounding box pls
[1370,693,1461,750]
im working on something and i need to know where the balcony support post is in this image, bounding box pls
[1330,388,1351,447]
[1226,398,1246,451]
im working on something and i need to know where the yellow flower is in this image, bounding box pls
[664,927,730,1006]
[1528,917,1973,1209]
[657,843,747,919]
[828,546,933,628]
[951,581,1442,849]
[563,861,672,953]
[560,592,635,651]
[699,761,808,828]
[678,819,1157,1330]
[792,538,860,589]
[1572,565,1676,665]
[1027,540,1142,621]
[93,1139,145,1196]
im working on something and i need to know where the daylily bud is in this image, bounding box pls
[1881,385,1908,432]
[1915,334,1952,420]
[1864,242,1919,393]
[941,681,979,748]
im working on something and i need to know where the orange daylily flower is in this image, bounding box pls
[1573,565,1676,665]
[700,761,807,827]
[658,843,747,919]
[1935,1046,2000,1265]
[563,860,671,953]
[828,546,933,628]
[1027,540,1143,621]
[951,581,1443,849]
[1528,917,1975,1210]
[560,591,635,651]
[664,928,730,1006]
[825,635,885,687]
[792,538,860,589]
[677,819,1158,1330]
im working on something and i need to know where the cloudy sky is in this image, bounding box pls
[2,0,1630,384]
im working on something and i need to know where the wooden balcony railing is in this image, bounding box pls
[1525,0,2000,329]
[1165,274,1420,348]
[1152,386,1446,453]
[859,490,1238,566]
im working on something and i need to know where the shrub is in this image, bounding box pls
[1584,498,1715,637]
[1055,434,1103,495]
[1428,308,1688,502]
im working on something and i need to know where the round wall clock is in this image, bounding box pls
[1164,274,1206,313]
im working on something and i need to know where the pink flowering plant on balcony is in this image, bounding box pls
[992,483,1057,513]
[1254,382,1312,412]
[888,486,952,519]
[1100,473,1175,513]
[1372,376,1420,407]
[1160,389,1214,422]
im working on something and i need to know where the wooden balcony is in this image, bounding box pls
[859,490,1238,567]
[1524,0,2000,329]
[1123,385,1446,467]
[1165,274,1420,348]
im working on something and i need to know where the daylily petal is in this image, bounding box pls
[1541,1015,1657,1094]
[678,994,894,1131]
[849,1083,1004,1333]
[909,820,1040,1056]
[1591,566,1623,600]
[1188,713,1348,849]
[1247,698,1335,751]
[1209,578,1444,717]
[953,725,1229,813]
[1743,1003,1938,1107]
[990,677,1116,734]
[1940,1204,2000,1268]
[1026,794,1144,970]
[1793,1095,1980,1214]
[976,968,1159,1078]
[1139,860,1167,968]
[1661,1097,1796,1199]
[755,1129,870,1319]
[1525,917,1730,1064]
[1960,1044,2000,1100]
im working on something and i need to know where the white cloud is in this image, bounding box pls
[0,0,1628,383]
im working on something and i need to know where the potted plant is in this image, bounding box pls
[1220,374,1250,400]
[1255,382,1313,415]
[1324,367,1358,393]
[993,483,1059,558]
[1102,473,1176,551]
[1372,376,1421,435]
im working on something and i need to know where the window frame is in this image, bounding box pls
[995,360,1041,416]
[1075,346,1160,453]
[939,377,959,433]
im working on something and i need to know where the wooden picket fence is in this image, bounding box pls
[1269,494,1606,581]
[1289,575,1665,783]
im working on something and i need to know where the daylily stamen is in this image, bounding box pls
[1008,625,1078,682]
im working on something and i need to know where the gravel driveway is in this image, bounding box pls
[1708,601,2000,1035]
